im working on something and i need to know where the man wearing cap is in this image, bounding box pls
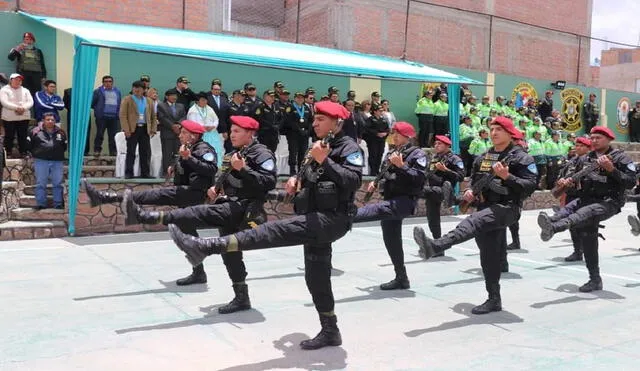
[119,80,157,178]
[544,131,565,190]
[175,76,197,108]
[168,101,363,350]
[538,90,554,121]
[415,90,435,148]
[157,88,187,174]
[421,134,465,257]
[433,93,449,138]
[343,90,357,106]
[478,96,492,119]
[211,79,229,102]
[284,92,313,175]
[370,91,381,105]
[628,100,640,143]
[468,128,491,158]
[581,93,599,134]
[459,115,476,175]
[122,115,276,308]
[414,117,537,314]
[91,75,122,156]
[538,126,635,292]
[0,73,33,158]
[253,90,282,152]
[277,90,293,135]
[354,122,426,290]
[8,32,46,97]
[83,119,218,285]
[363,102,389,175]
[139,75,151,95]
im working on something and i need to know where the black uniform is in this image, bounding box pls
[354,144,426,289]
[422,150,465,242]
[414,144,537,314]
[538,147,635,291]
[176,87,198,109]
[253,101,282,153]
[284,102,313,175]
[127,140,276,313]
[628,107,640,143]
[581,101,599,134]
[363,115,389,176]
[554,154,584,260]
[83,139,217,285]
[169,132,363,350]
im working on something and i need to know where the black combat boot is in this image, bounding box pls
[218,283,252,314]
[176,264,207,286]
[628,215,640,236]
[538,213,570,242]
[579,276,603,292]
[380,275,410,290]
[506,235,520,250]
[168,224,227,266]
[121,189,162,225]
[413,226,461,260]
[564,250,583,262]
[300,314,342,350]
[83,178,122,207]
[471,283,502,315]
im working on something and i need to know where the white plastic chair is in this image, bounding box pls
[275,135,290,175]
[359,140,370,176]
[149,134,162,178]
[114,132,139,178]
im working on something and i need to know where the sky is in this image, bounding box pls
[590,0,640,65]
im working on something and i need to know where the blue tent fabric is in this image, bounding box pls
[67,37,99,235]
[18,11,480,235]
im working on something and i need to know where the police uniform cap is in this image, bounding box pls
[576,137,591,147]
[434,135,451,146]
[320,95,330,101]
[305,87,316,94]
[371,91,381,97]
[496,95,505,100]
[328,86,339,94]
[211,78,222,85]
[140,74,151,82]
[490,116,520,138]
[314,101,350,120]
[482,95,490,100]
[280,89,291,95]
[347,90,356,97]
[264,90,276,97]
[164,88,178,96]
[551,130,561,136]
[440,93,448,98]
[232,89,243,96]
[230,116,259,131]
[469,95,477,100]
[518,117,527,122]
[462,115,471,120]
[590,126,615,140]
[371,102,383,111]
[392,122,416,138]
[294,91,305,97]
[244,82,256,90]
[180,120,205,134]
[176,76,190,84]
[274,81,285,88]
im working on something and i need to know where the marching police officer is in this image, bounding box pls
[253,90,282,152]
[537,126,635,292]
[354,122,426,290]
[414,117,537,314]
[121,116,277,314]
[82,120,217,286]
[168,101,362,350]
[422,135,465,257]
[285,92,313,175]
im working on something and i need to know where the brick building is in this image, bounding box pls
[0,0,592,83]
[596,48,640,93]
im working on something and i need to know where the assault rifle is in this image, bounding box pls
[551,157,607,198]
[282,132,334,203]
[363,145,404,202]
[167,142,191,182]
[210,142,253,203]
[459,153,513,213]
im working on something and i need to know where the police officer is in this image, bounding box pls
[433,93,449,137]
[243,82,261,112]
[122,116,277,314]
[223,89,249,153]
[422,135,465,257]
[550,136,592,261]
[581,93,599,134]
[363,102,389,176]
[168,101,362,350]
[285,92,313,175]
[415,90,435,147]
[538,126,635,292]
[544,131,565,190]
[174,76,198,108]
[413,117,537,314]
[354,122,426,289]
[82,120,217,286]
[253,90,281,153]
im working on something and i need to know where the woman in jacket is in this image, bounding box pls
[187,92,222,164]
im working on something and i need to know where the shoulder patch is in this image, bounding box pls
[417,157,427,167]
[346,152,364,166]
[628,162,636,172]
[285,107,291,113]
[260,158,275,171]
[255,108,261,115]
[527,163,538,174]
[203,152,215,162]
[456,161,464,169]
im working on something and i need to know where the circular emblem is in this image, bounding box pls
[560,88,584,133]
[511,82,538,108]
[617,97,631,134]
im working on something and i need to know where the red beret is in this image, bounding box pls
[490,116,520,138]
[180,120,205,134]
[512,129,524,140]
[314,101,350,120]
[230,115,259,130]
[392,122,416,138]
[590,126,615,140]
[434,135,451,146]
[576,137,592,147]
[24,32,35,41]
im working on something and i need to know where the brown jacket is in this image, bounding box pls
[119,94,157,136]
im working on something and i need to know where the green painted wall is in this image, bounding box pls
[0,12,56,85]
[109,49,350,99]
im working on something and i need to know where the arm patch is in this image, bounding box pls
[417,157,427,167]
[346,152,364,166]
[527,163,538,174]
[203,152,215,162]
[260,159,275,171]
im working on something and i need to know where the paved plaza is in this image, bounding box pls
[2,206,640,370]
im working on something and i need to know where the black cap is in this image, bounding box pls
[371,91,381,97]
[320,95,330,101]
[232,89,243,96]
[264,89,276,96]
[140,74,151,82]
[274,81,285,88]
[328,86,339,94]
[176,76,189,84]
[132,80,145,88]
[305,87,316,94]
[347,90,356,97]
[211,78,222,85]
[294,91,305,97]
[280,89,290,95]
[164,88,178,96]
[371,102,382,111]
[244,82,256,90]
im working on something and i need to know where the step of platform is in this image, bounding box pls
[22,184,68,196]
[0,220,67,241]
[63,165,116,178]
[10,207,66,222]
[2,181,19,190]
[18,195,62,209]
[82,155,116,166]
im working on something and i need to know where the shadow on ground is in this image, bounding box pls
[73,279,208,301]
[435,268,522,288]
[530,284,625,309]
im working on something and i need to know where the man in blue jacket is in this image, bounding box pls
[91,75,121,156]
[34,80,64,123]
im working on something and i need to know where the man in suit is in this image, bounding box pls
[207,82,229,153]
[119,80,157,178]
[157,88,186,175]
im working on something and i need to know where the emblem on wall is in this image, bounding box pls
[560,88,584,133]
[616,97,631,134]
[511,82,538,108]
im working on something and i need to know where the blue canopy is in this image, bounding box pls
[20,12,476,235]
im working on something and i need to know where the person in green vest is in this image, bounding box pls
[415,90,435,147]
[469,106,482,131]
[478,95,492,118]
[464,95,477,115]
[482,108,498,127]
[517,118,528,138]
[514,106,527,124]
[525,109,537,127]
[544,130,565,190]
[526,117,548,141]
[503,100,517,118]
[561,132,575,156]
[527,131,546,189]
[433,93,449,139]
[492,96,506,114]
[468,127,491,158]
[459,115,476,175]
